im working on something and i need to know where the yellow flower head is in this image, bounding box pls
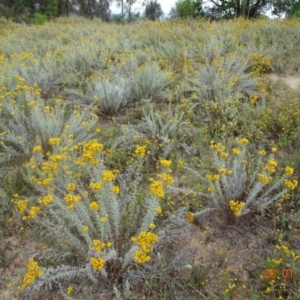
[257,150,266,157]
[102,170,115,182]
[177,159,184,169]
[232,148,241,156]
[67,286,73,295]
[135,145,146,158]
[160,159,172,167]
[111,185,120,194]
[48,137,61,145]
[156,206,162,214]
[92,239,106,253]
[82,225,89,232]
[90,257,105,271]
[33,146,42,153]
[150,180,164,198]
[207,186,215,192]
[237,138,249,145]
[185,212,194,223]
[134,250,150,264]
[22,258,43,289]
[89,201,100,210]
[66,183,76,192]
[285,166,294,176]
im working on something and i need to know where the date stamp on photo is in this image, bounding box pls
[263,268,293,279]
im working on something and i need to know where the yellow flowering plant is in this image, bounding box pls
[18,139,163,296]
[170,138,298,223]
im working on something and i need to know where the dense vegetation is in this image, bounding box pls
[0,16,300,299]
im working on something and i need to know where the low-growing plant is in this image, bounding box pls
[170,138,298,225]
[113,104,192,158]
[0,98,98,195]
[13,140,176,298]
[66,75,132,118]
[130,64,172,102]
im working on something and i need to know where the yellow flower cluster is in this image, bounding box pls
[22,258,43,289]
[89,201,100,210]
[111,185,120,194]
[185,212,194,223]
[285,166,294,176]
[64,193,82,210]
[218,168,233,175]
[135,145,146,157]
[257,173,270,185]
[16,199,27,213]
[160,159,172,167]
[232,148,241,156]
[157,173,175,184]
[150,179,164,198]
[66,183,76,191]
[76,140,103,165]
[132,231,158,264]
[284,179,298,190]
[49,137,61,145]
[229,200,245,217]
[257,150,266,156]
[33,145,42,153]
[90,257,105,271]
[39,194,53,206]
[89,181,104,191]
[102,170,115,182]
[236,138,249,145]
[205,174,220,181]
[177,159,184,169]
[23,206,40,220]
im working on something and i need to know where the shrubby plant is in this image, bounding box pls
[130,64,172,102]
[184,56,258,104]
[66,75,132,118]
[14,139,170,298]
[170,138,298,224]
[113,104,192,157]
[0,98,98,188]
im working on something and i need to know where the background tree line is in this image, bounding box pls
[0,0,299,24]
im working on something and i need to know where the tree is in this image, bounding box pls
[143,0,163,20]
[170,0,202,18]
[271,0,300,18]
[205,0,270,19]
[76,0,112,20]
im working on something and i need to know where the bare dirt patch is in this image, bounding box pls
[266,74,300,91]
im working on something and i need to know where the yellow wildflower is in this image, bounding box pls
[82,226,89,232]
[284,179,298,190]
[33,146,42,153]
[185,212,194,223]
[177,159,184,169]
[135,145,146,158]
[90,257,105,271]
[134,250,150,264]
[232,148,241,156]
[22,258,43,289]
[258,174,270,185]
[257,150,266,156]
[102,171,115,182]
[160,159,172,167]
[285,166,294,176]
[150,180,164,198]
[207,186,215,192]
[89,182,104,190]
[111,185,120,194]
[48,138,61,145]
[67,286,73,295]
[89,201,100,210]
[66,183,76,192]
